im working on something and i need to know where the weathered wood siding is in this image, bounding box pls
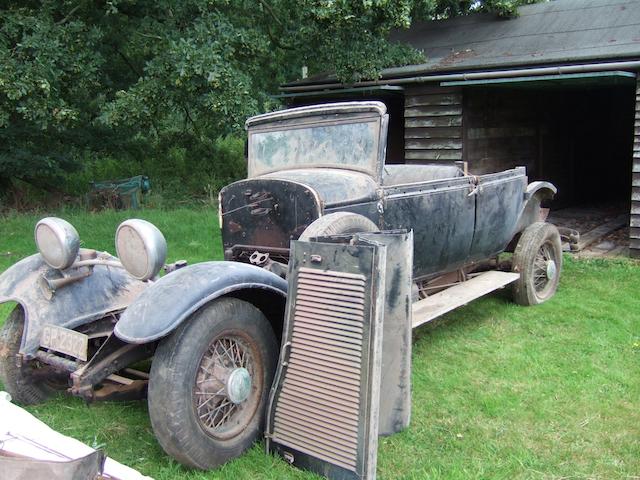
[463,89,541,176]
[631,81,640,258]
[404,86,463,163]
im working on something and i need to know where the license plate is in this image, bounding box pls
[41,325,88,361]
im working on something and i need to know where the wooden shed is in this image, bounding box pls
[280,0,640,257]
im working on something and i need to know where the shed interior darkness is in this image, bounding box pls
[463,83,636,211]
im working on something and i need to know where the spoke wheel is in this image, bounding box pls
[194,333,263,440]
[512,222,562,306]
[148,297,278,470]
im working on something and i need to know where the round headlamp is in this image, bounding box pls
[115,219,167,281]
[34,217,80,270]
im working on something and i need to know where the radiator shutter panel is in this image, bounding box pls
[267,239,386,480]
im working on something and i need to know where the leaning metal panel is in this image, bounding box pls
[266,239,386,480]
[354,231,413,436]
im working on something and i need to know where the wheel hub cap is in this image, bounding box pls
[546,260,557,281]
[226,367,252,404]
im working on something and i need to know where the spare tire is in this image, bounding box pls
[299,212,379,241]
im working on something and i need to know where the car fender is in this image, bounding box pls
[113,261,288,344]
[0,254,147,357]
[515,181,557,234]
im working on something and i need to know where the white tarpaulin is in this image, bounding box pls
[0,391,153,480]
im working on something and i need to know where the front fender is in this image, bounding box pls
[0,254,147,356]
[113,261,288,344]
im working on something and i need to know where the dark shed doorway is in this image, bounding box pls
[458,73,637,210]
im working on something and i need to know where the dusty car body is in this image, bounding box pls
[0,101,562,472]
[221,102,555,281]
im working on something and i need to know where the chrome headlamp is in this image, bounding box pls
[34,217,80,270]
[115,219,167,281]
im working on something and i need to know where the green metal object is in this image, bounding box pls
[90,175,151,210]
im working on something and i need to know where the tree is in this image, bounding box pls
[0,0,538,197]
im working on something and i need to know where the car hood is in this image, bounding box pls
[259,168,378,207]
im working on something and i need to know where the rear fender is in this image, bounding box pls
[113,261,288,344]
[0,254,147,357]
[514,181,557,234]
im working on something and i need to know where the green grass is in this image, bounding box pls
[1,209,639,479]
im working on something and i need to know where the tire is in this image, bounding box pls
[148,297,278,470]
[0,307,65,404]
[512,222,563,306]
[299,212,379,241]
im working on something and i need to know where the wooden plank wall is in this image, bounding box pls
[631,80,640,258]
[404,86,463,164]
[463,89,542,177]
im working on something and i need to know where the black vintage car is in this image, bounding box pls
[0,101,561,470]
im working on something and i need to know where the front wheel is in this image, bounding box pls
[0,307,67,404]
[148,297,278,470]
[512,222,563,306]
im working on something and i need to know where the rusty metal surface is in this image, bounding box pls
[114,261,287,344]
[0,253,147,356]
[267,239,385,480]
[220,178,322,255]
[71,334,154,400]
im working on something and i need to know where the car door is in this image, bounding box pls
[382,176,476,278]
[468,167,527,261]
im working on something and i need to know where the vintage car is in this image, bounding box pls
[0,101,561,470]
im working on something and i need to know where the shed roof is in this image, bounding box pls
[284,0,640,88]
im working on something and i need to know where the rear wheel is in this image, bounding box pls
[299,212,379,241]
[148,297,278,470]
[512,222,562,306]
[0,307,65,404]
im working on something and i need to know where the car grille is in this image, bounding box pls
[271,267,366,471]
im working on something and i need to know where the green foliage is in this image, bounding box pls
[63,135,246,203]
[0,0,539,204]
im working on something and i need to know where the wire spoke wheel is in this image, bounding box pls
[194,334,262,440]
[148,297,278,470]
[532,242,557,295]
[513,222,562,306]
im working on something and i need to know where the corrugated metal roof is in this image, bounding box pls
[286,0,640,87]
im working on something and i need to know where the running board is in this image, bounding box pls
[412,271,520,328]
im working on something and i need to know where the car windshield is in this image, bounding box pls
[248,117,380,177]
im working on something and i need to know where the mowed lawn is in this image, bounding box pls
[1,208,639,480]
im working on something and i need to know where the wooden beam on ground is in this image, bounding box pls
[574,214,628,252]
